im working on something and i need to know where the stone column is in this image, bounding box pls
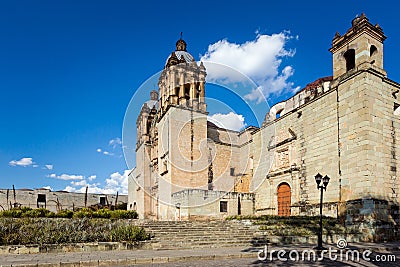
[189,82,195,107]
[199,82,205,102]
[179,72,185,106]
[159,85,164,111]
[170,71,176,95]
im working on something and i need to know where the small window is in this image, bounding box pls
[220,201,228,212]
[344,49,355,71]
[37,194,46,203]
[184,86,190,99]
[370,45,377,57]
[100,196,106,206]
[276,109,283,119]
[37,194,46,208]
[394,103,400,116]
[230,167,235,176]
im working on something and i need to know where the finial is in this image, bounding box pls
[175,34,187,52]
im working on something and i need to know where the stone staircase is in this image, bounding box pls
[134,220,267,250]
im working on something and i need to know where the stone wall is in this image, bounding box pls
[250,83,340,216]
[171,189,254,220]
[0,188,127,213]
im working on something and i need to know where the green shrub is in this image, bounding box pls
[0,209,23,218]
[0,207,139,220]
[56,210,74,218]
[115,203,127,210]
[21,208,53,218]
[19,207,33,213]
[110,210,138,219]
[93,209,111,219]
[72,208,93,218]
[225,214,353,236]
[110,225,149,242]
[0,218,149,246]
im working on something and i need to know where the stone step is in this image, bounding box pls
[138,224,252,228]
[142,225,253,230]
[151,233,254,238]
[153,236,254,242]
[148,230,254,234]
[144,226,254,229]
[146,230,255,234]
[133,220,270,249]
[150,233,254,237]
[151,240,269,250]
[151,238,255,243]
[151,233,253,237]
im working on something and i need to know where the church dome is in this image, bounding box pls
[144,99,158,109]
[165,51,195,64]
[165,35,195,68]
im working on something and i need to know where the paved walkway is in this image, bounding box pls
[0,242,399,267]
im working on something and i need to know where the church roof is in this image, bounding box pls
[165,35,195,68]
[144,99,158,110]
[165,50,195,68]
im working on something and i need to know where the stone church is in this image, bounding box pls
[129,14,400,239]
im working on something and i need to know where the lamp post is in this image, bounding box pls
[314,173,330,250]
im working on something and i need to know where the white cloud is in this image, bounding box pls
[43,185,53,191]
[88,175,97,181]
[9,157,34,167]
[208,112,246,131]
[200,32,299,103]
[48,173,84,180]
[104,170,129,194]
[44,164,53,170]
[109,137,122,149]
[103,151,114,156]
[71,180,90,187]
[97,138,122,157]
[63,170,129,195]
[64,186,76,192]
[96,148,114,156]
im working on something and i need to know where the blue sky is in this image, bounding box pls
[1,0,399,193]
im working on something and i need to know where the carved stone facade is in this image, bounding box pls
[129,15,400,241]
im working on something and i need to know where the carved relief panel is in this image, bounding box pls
[268,128,297,172]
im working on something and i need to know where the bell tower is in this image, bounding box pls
[155,36,209,219]
[329,13,386,79]
[158,36,206,118]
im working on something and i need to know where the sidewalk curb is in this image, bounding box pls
[0,252,256,267]
[1,244,399,266]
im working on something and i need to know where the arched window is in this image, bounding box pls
[276,108,284,119]
[344,49,355,71]
[277,183,291,216]
[370,45,378,57]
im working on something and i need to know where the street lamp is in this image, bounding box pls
[315,173,330,250]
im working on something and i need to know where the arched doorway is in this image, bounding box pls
[277,183,291,216]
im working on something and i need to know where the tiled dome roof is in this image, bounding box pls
[165,36,195,68]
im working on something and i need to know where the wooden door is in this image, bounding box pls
[278,183,291,216]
